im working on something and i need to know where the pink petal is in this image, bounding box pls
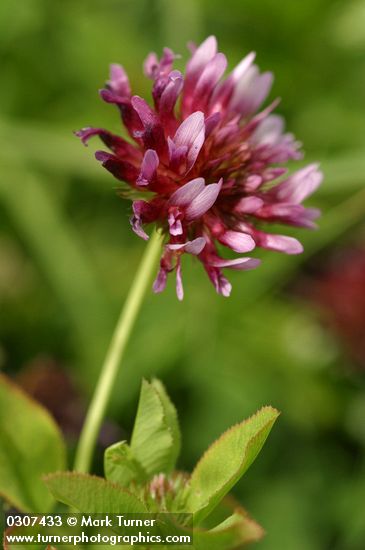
[159,70,184,115]
[256,203,320,228]
[136,149,159,186]
[131,96,166,153]
[131,95,159,127]
[244,175,263,192]
[274,164,323,204]
[257,233,304,254]
[209,256,261,270]
[205,266,232,297]
[173,111,205,171]
[130,200,161,241]
[168,211,183,236]
[232,52,257,82]
[185,180,222,220]
[146,48,176,79]
[262,168,288,182]
[234,196,264,214]
[191,53,227,111]
[219,230,256,253]
[167,138,188,168]
[218,276,232,297]
[169,177,205,207]
[144,52,159,78]
[75,127,140,160]
[107,63,131,98]
[251,115,284,146]
[205,113,221,136]
[176,260,184,301]
[130,201,150,241]
[168,237,206,255]
[185,36,217,88]
[185,237,206,255]
[153,267,168,293]
[95,151,139,183]
[230,65,273,117]
[76,127,105,146]
[209,52,256,113]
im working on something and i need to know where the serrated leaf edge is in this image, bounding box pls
[187,406,280,521]
[193,504,264,548]
[43,471,148,512]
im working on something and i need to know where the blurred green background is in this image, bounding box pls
[1,0,365,548]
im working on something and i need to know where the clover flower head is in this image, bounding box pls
[77,36,322,299]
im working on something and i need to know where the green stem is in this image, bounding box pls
[73,229,164,473]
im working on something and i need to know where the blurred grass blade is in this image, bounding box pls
[0,166,112,373]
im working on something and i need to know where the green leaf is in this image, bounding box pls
[151,379,181,460]
[186,406,279,523]
[193,509,264,550]
[0,374,66,512]
[130,379,181,477]
[104,441,145,486]
[44,472,147,513]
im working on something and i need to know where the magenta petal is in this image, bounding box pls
[130,217,149,241]
[244,175,263,192]
[168,211,183,236]
[274,164,323,204]
[159,70,184,115]
[205,113,221,136]
[209,256,261,270]
[167,137,188,167]
[130,199,162,241]
[219,230,256,253]
[153,267,168,294]
[169,177,205,207]
[185,180,222,220]
[185,36,217,89]
[144,52,159,78]
[75,127,103,145]
[263,168,288,182]
[131,96,166,154]
[232,52,256,82]
[75,127,140,160]
[168,237,206,255]
[206,266,232,297]
[95,151,139,183]
[146,48,176,80]
[258,233,304,254]
[130,201,151,241]
[131,95,159,127]
[234,196,264,214]
[185,237,206,255]
[218,276,232,296]
[174,111,204,145]
[256,203,320,228]
[173,111,205,171]
[107,63,131,98]
[251,114,285,146]
[231,65,273,117]
[192,53,227,110]
[137,149,159,186]
[176,259,184,301]
[209,52,256,113]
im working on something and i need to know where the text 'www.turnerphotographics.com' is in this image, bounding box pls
[3,513,193,546]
